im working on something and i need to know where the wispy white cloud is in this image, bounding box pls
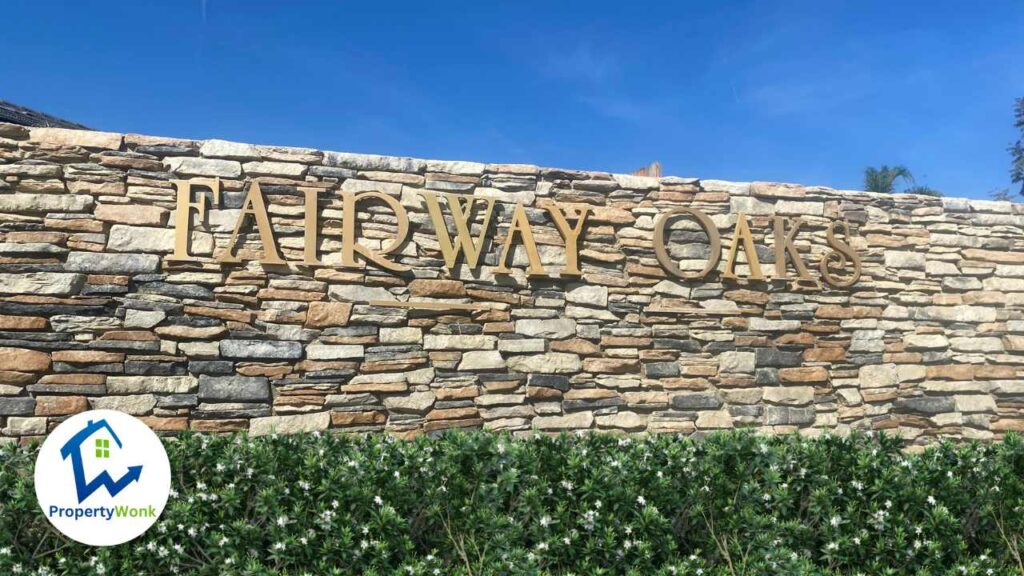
[542,41,619,84]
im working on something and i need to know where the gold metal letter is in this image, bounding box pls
[302,188,323,265]
[341,191,410,272]
[772,216,813,280]
[820,220,862,288]
[653,207,721,279]
[496,203,545,276]
[218,182,286,265]
[169,178,220,262]
[421,192,496,270]
[722,212,764,280]
[544,203,591,276]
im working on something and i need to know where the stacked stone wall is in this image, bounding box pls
[0,122,1022,444]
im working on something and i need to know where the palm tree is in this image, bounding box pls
[863,165,914,193]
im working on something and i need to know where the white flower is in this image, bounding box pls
[273,541,286,551]
[276,515,288,527]
[374,495,384,506]
[540,515,552,527]
[927,495,937,505]
[637,495,646,506]
[830,515,842,527]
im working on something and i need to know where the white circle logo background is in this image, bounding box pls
[34,410,171,546]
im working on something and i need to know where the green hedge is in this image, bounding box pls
[2,431,1024,575]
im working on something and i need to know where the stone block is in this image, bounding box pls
[671,393,722,410]
[220,340,303,359]
[765,406,815,425]
[31,127,122,149]
[507,353,581,374]
[858,364,898,388]
[306,344,364,360]
[515,318,576,339]
[533,412,593,430]
[0,272,84,295]
[458,350,506,371]
[198,375,270,402]
[719,351,755,373]
[250,412,329,436]
[763,386,814,406]
[0,193,93,213]
[163,157,241,178]
[89,394,156,415]
[0,347,49,372]
[65,252,161,274]
[423,334,496,350]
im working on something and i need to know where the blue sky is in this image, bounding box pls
[3,1,1022,198]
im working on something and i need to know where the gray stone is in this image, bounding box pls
[0,193,93,212]
[643,362,679,378]
[0,398,35,416]
[719,351,755,373]
[0,272,84,296]
[533,412,593,430]
[50,315,121,332]
[107,225,214,254]
[904,334,949,350]
[949,337,1003,353]
[89,394,156,415]
[106,375,197,394]
[763,386,814,406]
[306,344,364,360]
[566,285,608,307]
[163,157,242,178]
[765,406,815,425]
[3,416,46,436]
[885,251,926,270]
[384,391,436,413]
[250,412,329,436]
[323,151,426,173]
[200,139,260,160]
[379,327,422,344]
[423,334,497,350]
[507,352,581,374]
[748,318,801,332]
[528,374,570,391]
[220,340,303,359]
[124,309,166,329]
[328,284,396,302]
[458,350,506,370]
[515,318,576,339]
[243,161,307,177]
[859,364,898,388]
[671,393,723,410]
[65,252,161,274]
[894,396,955,414]
[198,375,270,402]
[755,348,802,367]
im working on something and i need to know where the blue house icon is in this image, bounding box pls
[59,419,143,503]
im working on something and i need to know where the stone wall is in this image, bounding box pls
[0,122,1022,444]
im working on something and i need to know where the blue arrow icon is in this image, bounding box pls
[59,419,144,503]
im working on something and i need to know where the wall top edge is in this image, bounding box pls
[1,122,1017,210]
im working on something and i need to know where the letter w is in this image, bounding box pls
[421,192,495,270]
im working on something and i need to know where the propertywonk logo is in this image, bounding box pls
[34,410,171,546]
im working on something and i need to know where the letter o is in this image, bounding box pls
[653,208,722,279]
